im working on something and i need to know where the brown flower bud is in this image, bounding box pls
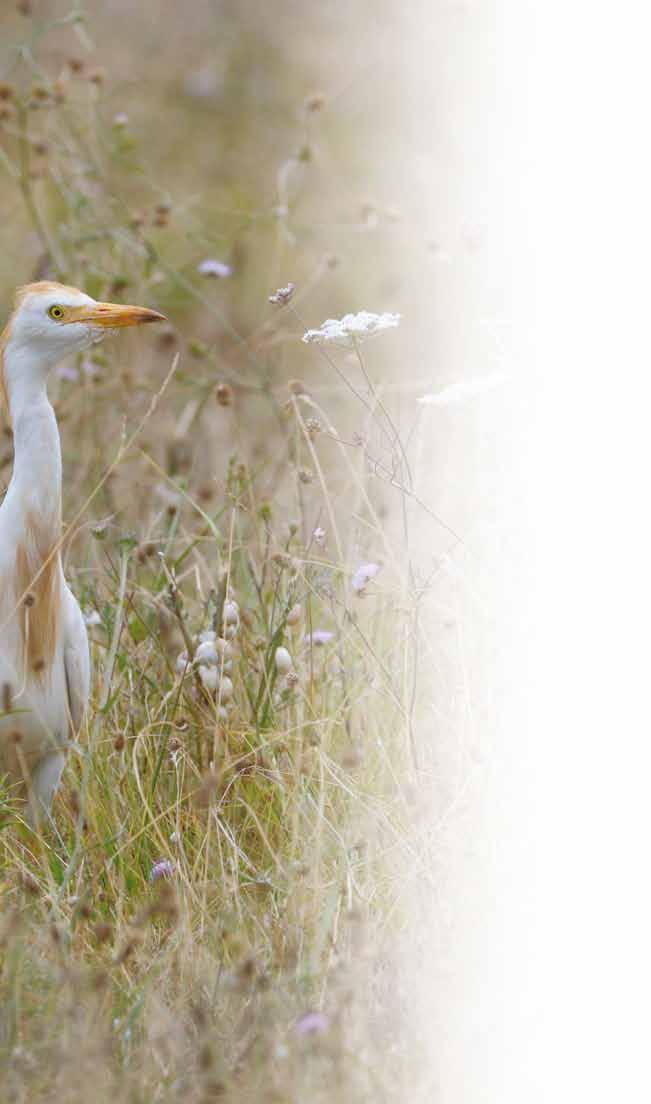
[215,382,233,407]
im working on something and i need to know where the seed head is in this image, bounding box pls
[157,327,177,349]
[217,675,234,703]
[92,921,113,944]
[198,665,218,691]
[274,646,293,675]
[286,603,301,626]
[305,92,326,112]
[268,282,295,305]
[222,600,239,627]
[215,382,233,407]
[194,641,219,666]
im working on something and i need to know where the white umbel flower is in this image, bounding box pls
[302,311,400,348]
[418,373,505,406]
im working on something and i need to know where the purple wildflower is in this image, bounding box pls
[294,1010,330,1036]
[197,258,232,278]
[304,630,335,646]
[150,858,175,883]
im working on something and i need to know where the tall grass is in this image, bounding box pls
[0,5,437,1101]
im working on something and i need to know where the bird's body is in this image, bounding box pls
[0,282,164,822]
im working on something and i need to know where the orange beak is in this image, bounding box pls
[67,302,167,327]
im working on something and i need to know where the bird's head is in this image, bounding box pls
[0,281,166,416]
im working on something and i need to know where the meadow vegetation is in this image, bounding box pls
[0,4,437,1100]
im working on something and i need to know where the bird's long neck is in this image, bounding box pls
[6,347,62,535]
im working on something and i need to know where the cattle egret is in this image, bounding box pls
[0,282,165,824]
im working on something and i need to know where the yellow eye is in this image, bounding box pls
[48,305,65,320]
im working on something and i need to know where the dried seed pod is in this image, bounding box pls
[305,92,326,112]
[217,675,233,703]
[175,650,189,674]
[198,665,218,691]
[92,921,113,944]
[274,647,293,675]
[222,600,239,627]
[215,382,233,407]
[215,637,233,660]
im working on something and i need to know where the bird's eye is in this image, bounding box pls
[48,305,65,320]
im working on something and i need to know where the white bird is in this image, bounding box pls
[0,281,165,824]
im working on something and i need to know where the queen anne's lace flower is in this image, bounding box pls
[302,311,400,347]
[418,373,505,406]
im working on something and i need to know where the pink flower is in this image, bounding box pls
[150,858,175,883]
[304,630,335,646]
[294,1010,329,1036]
[197,258,232,278]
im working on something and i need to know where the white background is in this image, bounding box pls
[411,2,651,1098]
